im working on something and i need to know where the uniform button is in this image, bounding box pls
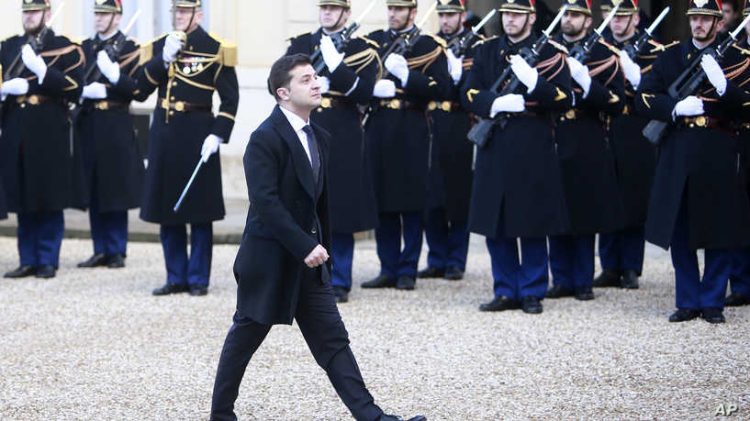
[20,103,26,109]
[311,228,317,235]
[169,111,174,116]
[172,81,178,87]
[170,96,175,101]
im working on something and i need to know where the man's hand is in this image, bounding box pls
[0,78,29,98]
[489,93,526,117]
[81,82,107,99]
[618,50,642,89]
[317,75,331,94]
[201,134,222,162]
[304,245,329,268]
[385,54,410,87]
[567,57,592,97]
[672,96,704,118]
[701,54,727,96]
[21,45,47,83]
[97,50,121,84]
[163,32,184,64]
[320,35,344,73]
[446,49,463,84]
[509,54,538,93]
[372,79,396,98]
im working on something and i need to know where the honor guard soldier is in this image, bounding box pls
[595,0,672,290]
[635,0,750,323]
[286,0,380,303]
[418,0,475,282]
[727,2,750,307]
[136,0,239,296]
[546,0,625,302]
[76,0,144,270]
[0,0,85,279]
[462,0,572,314]
[361,0,451,291]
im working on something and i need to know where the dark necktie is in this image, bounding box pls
[302,125,321,183]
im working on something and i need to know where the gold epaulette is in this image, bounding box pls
[344,47,378,73]
[139,34,166,66]
[355,35,380,49]
[732,44,750,56]
[598,38,621,55]
[648,40,678,54]
[407,45,443,70]
[472,35,497,48]
[548,39,569,54]
[425,33,447,48]
[219,42,237,67]
[39,44,81,58]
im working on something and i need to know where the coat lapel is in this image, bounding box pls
[270,106,316,199]
[311,123,328,199]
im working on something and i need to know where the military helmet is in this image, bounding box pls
[686,0,723,18]
[743,0,749,16]
[497,0,536,14]
[22,0,50,11]
[94,0,123,14]
[437,0,466,13]
[561,0,593,16]
[173,0,202,8]
[601,0,639,15]
[318,0,351,8]
[386,0,418,7]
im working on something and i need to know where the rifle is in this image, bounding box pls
[447,9,496,57]
[642,12,750,145]
[623,6,670,59]
[82,10,141,85]
[3,2,66,81]
[311,0,377,74]
[466,6,567,148]
[568,4,620,62]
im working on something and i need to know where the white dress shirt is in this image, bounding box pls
[279,105,312,164]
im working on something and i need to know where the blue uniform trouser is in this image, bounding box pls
[598,226,646,274]
[375,212,423,279]
[670,203,731,310]
[486,236,548,301]
[331,232,354,291]
[424,207,470,271]
[549,234,595,291]
[17,211,65,268]
[89,190,127,257]
[730,246,750,296]
[160,223,213,288]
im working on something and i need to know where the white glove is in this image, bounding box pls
[701,54,727,96]
[672,96,704,118]
[489,94,526,118]
[21,44,47,83]
[82,82,108,99]
[163,32,184,64]
[618,50,641,89]
[567,57,592,98]
[446,49,463,85]
[320,35,344,73]
[372,79,396,98]
[509,54,538,93]
[96,50,121,84]
[1,78,30,97]
[385,54,410,87]
[201,134,222,163]
[317,76,330,94]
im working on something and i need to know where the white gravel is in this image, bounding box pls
[0,236,748,420]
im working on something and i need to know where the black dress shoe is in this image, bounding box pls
[621,269,640,289]
[333,286,349,303]
[35,265,56,279]
[152,283,189,296]
[444,267,464,281]
[361,275,396,289]
[396,276,416,290]
[379,414,427,421]
[574,288,595,301]
[77,254,108,268]
[545,285,575,299]
[593,269,622,288]
[521,296,543,314]
[668,309,701,323]
[4,265,36,278]
[107,254,125,269]
[725,292,750,307]
[701,308,726,324]
[189,286,208,296]
[479,295,520,312]
[417,267,444,279]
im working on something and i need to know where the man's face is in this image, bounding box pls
[94,12,122,34]
[388,6,415,31]
[609,13,640,39]
[561,11,591,38]
[690,15,718,42]
[279,64,322,110]
[438,12,464,36]
[174,7,203,32]
[319,5,350,31]
[722,4,738,24]
[502,11,534,38]
[22,10,45,34]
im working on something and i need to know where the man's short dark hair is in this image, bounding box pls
[723,0,739,12]
[267,54,312,101]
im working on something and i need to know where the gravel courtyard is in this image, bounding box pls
[1,236,748,420]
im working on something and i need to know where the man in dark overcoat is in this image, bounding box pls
[210,54,425,421]
[286,0,380,303]
[635,0,750,323]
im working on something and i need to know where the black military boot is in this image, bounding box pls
[725,292,750,307]
[521,296,543,314]
[545,285,575,299]
[77,254,108,268]
[701,308,726,324]
[668,309,701,323]
[620,269,640,289]
[107,254,126,269]
[479,296,520,312]
[361,275,396,289]
[396,276,416,290]
[152,283,189,296]
[417,267,444,278]
[443,266,464,281]
[4,266,36,278]
[35,265,56,279]
[593,269,622,288]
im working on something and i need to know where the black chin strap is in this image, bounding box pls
[103,13,116,36]
[31,9,47,38]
